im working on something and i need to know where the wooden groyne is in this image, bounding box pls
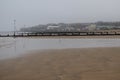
[0,31,120,37]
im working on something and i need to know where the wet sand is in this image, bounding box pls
[0,47,120,80]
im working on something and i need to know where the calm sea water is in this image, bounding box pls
[0,37,120,60]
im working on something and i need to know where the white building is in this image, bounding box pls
[47,26,59,30]
[87,24,96,31]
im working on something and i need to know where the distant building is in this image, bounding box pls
[87,24,96,31]
[47,26,59,30]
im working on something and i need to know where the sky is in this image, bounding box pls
[0,0,120,31]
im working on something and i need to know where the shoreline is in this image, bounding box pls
[0,47,120,80]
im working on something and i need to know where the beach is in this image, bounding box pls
[1,0,120,79]
[0,47,120,80]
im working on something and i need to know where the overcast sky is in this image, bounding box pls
[0,0,120,31]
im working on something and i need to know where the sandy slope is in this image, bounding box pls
[0,47,120,80]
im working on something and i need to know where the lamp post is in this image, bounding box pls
[14,20,16,37]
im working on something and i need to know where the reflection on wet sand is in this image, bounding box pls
[0,37,120,59]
